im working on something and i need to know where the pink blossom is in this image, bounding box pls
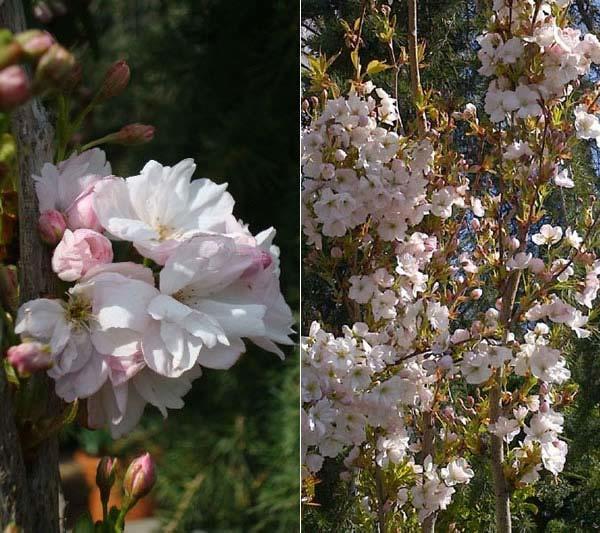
[52,229,113,281]
[34,148,112,232]
[38,209,67,245]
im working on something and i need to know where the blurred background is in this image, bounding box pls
[22,0,299,531]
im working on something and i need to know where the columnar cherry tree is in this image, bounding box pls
[301,1,600,531]
[0,1,294,531]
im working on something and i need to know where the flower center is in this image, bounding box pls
[65,294,92,328]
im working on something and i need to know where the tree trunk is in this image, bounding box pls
[0,2,60,531]
[489,270,522,533]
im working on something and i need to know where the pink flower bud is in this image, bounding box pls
[15,30,55,59]
[6,341,52,376]
[470,288,482,300]
[110,123,155,145]
[96,456,119,504]
[539,382,549,396]
[33,2,53,23]
[330,247,343,258]
[38,209,67,245]
[123,453,156,502]
[0,66,30,111]
[52,229,113,281]
[34,44,77,91]
[442,405,455,420]
[97,60,130,101]
[540,401,550,413]
[470,218,480,230]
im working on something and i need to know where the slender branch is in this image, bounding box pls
[407,0,426,135]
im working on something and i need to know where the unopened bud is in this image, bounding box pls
[0,264,18,312]
[442,405,455,420]
[540,401,550,413]
[0,66,30,111]
[470,288,482,300]
[38,209,67,245]
[109,123,155,145]
[334,149,347,162]
[330,246,343,258]
[35,44,77,91]
[96,456,119,504]
[15,30,54,60]
[466,395,475,407]
[123,453,156,502]
[33,2,53,23]
[471,218,480,230]
[301,99,309,112]
[381,4,391,16]
[6,342,52,376]
[0,41,23,70]
[539,382,549,396]
[97,60,130,101]
[310,96,319,108]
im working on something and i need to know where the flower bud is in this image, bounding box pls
[0,66,30,111]
[38,209,67,245]
[15,30,54,60]
[109,123,155,146]
[0,264,18,312]
[123,453,156,502]
[96,456,119,504]
[6,342,52,376]
[33,2,54,23]
[470,288,482,300]
[97,60,130,101]
[34,44,77,91]
[0,40,23,70]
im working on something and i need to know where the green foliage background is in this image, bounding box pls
[302,1,600,531]
[38,0,300,531]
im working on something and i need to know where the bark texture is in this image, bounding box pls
[489,270,522,533]
[0,1,60,531]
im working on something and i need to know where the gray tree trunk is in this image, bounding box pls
[0,1,60,531]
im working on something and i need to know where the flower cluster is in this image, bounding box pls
[302,86,441,247]
[14,148,293,437]
[302,0,599,526]
[479,0,600,122]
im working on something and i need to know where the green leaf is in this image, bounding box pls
[73,512,95,533]
[350,49,360,74]
[366,60,390,76]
